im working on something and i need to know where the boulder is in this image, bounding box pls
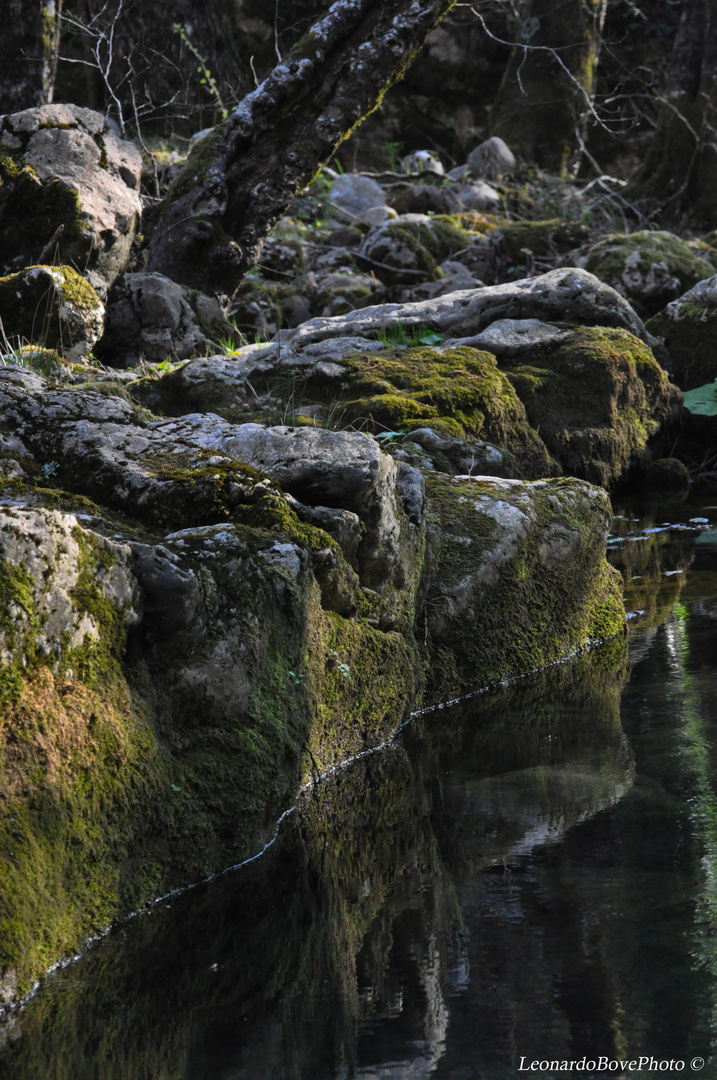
[646,274,717,389]
[498,325,682,487]
[467,136,516,180]
[0,264,104,361]
[280,268,649,349]
[399,150,445,176]
[577,230,716,318]
[358,217,474,285]
[328,173,387,222]
[0,104,142,296]
[421,473,624,701]
[96,272,241,367]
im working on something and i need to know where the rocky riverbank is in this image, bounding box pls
[2,103,712,1005]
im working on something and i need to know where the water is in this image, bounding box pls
[3,495,717,1079]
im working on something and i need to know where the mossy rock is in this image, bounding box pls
[358,218,472,285]
[421,473,625,702]
[0,265,104,361]
[583,230,716,317]
[496,218,590,274]
[500,326,681,488]
[646,275,717,390]
[335,345,557,479]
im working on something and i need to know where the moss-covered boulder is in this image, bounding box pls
[0,104,142,295]
[323,344,556,479]
[421,474,625,702]
[358,218,473,285]
[0,265,104,361]
[580,230,716,318]
[499,326,682,488]
[646,274,717,389]
[494,219,589,279]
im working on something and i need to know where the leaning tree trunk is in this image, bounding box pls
[488,0,607,174]
[144,0,456,297]
[625,0,717,227]
[0,0,63,113]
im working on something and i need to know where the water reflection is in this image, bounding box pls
[0,642,632,1079]
[5,499,717,1078]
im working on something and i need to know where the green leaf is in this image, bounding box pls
[683,382,717,416]
[419,331,442,346]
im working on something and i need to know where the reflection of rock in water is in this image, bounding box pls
[0,641,631,1080]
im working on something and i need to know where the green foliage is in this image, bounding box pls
[173,24,228,122]
[683,382,717,417]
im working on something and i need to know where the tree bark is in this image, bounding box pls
[625,0,717,227]
[488,0,607,174]
[0,0,63,113]
[144,0,456,297]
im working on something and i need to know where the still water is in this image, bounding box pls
[3,496,717,1079]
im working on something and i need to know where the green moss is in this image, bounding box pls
[337,345,555,478]
[501,326,678,488]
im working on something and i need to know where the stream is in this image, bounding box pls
[3,495,717,1079]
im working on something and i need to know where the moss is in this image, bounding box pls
[0,265,102,357]
[337,345,555,479]
[501,326,679,488]
[643,457,690,491]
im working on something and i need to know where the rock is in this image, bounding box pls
[329,173,387,220]
[446,318,572,357]
[646,274,717,389]
[0,505,139,680]
[494,219,590,278]
[467,136,516,179]
[0,104,142,296]
[151,419,422,619]
[449,180,502,212]
[578,230,717,318]
[0,360,626,1002]
[358,218,473,285]
[421,473,624,701]
[281,268,649,349]
[389,426,517,479]
[400,150,444,175]
[96,272,241,367]
[0,264,104,361]
[401,259,482,302]
[499,325,682,487]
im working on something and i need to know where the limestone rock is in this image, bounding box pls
[281,268,649,349]
[646,274,717,389]
[467,136,516,180]
[421,473,624,701]
[0,264,104,361]
[499,325,682,487]
[97,272,241,367]
[0,505,139,678]
[329,173,387,220]
[0,104,142,296]
[400,150,444,176]
[578,230,716,318]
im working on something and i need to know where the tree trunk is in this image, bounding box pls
[625,0,717,227]
[488,0,607,174]
[144,0,456,297]
[0,0,63,113]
